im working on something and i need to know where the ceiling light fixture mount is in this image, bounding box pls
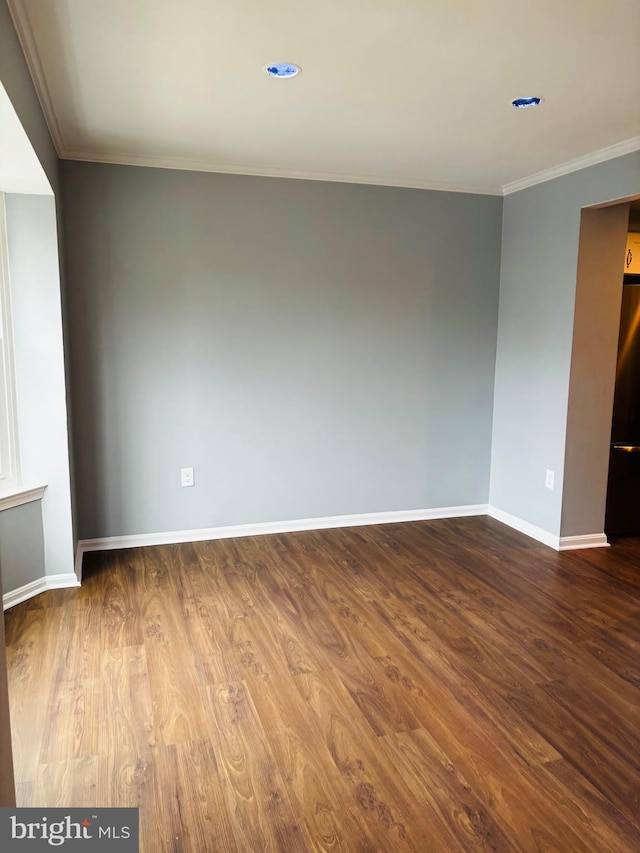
[265,63,301,79]
[511,96,542,109]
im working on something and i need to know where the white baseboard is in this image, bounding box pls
[74,541,86,583]
[487,505,609,551]
[74,503,489,577]
[558,533,609,551]
[3,572,80,611]
[18,505,609,603]
[25,503,611,599]
[487,505,560,549]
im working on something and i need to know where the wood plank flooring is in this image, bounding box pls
[4,516,640,851]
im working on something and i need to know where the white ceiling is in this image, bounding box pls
[0,81,51,194]
[7,0,640,195]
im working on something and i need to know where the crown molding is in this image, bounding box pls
[502,136,640,195]
[58,137,640,198]
[6,0,65,155]
[59,149,504,196]
[8,0,637,199]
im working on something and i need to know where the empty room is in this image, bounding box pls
[1,1,639,850]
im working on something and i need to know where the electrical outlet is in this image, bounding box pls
[181,467,195,487]
[545,469,554,490]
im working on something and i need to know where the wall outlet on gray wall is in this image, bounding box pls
[545,469,555,490]
[181,467,195,487]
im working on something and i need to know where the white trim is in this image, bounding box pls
[56,139,640,200]
[558,533,609,551]
[75,504,489,569]
[71,503,611,583]
[59,150,503,196]
[2,572,79,611]
[74,541,85,584]
[0,483,45,512]
[3,576,46,609]
[488,505,611,551]
[502,136,640,195]
[487,505,560,549]
[5,1,66,156]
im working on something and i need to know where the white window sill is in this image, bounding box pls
[0,483,47,512]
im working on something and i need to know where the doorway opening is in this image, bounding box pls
[561,197,637,542]
[604,200,640,538]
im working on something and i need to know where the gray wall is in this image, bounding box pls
[61,162,503,540]
[0,501,45,595]
[490,151,640,537]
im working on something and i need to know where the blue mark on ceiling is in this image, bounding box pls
[266,63,300,78]
[511,97,542,108]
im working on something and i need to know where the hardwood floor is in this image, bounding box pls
[4,516,640,851]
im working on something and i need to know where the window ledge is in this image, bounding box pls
[0,483,47,512]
